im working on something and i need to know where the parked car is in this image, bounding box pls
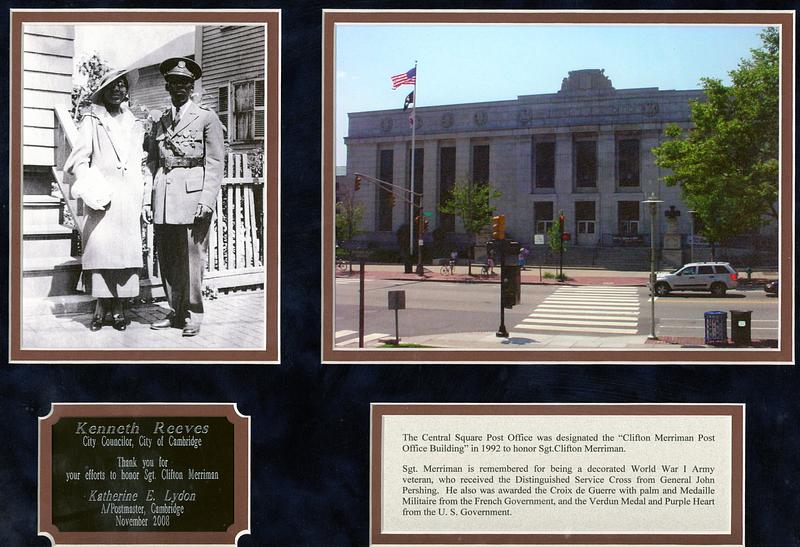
[764,280,779,295]
[654,262,738,297]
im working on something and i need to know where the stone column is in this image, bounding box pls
[454,137,471,232]
[640,126,661,256]
[515,136,533,238]
[392,141,408,232]
[596,129,616,245]
[422,139,438,224]
[348,142,377,231]
[554,130,573,233]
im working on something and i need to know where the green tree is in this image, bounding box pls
[335,189,364,252]
[547,211,565,253]
[71,53,112,120]
[438,177,501,273]
[652,28,779,257]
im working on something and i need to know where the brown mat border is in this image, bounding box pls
[321,10,794,364]
[371,403,744,545]
[10,10,281,363]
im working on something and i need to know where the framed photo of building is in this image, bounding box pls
[322,10,794,364]
[10,10,280,363]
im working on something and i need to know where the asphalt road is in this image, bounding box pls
[334,279,779,346]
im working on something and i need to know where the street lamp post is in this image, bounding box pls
[642,193,663,340]
[688,210,696,263]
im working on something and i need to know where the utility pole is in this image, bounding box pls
[558,213,565,282]
[492,215,508,338]
[643,194,663,340]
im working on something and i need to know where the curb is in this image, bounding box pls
[340,273,648,287]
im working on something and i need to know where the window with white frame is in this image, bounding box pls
[534,201,554,234]
[218,79,265,142]
[617,201,640,235]
[575,201,596,234]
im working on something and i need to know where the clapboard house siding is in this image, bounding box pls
[199,25,265,151]
[23,25,74,170]
[128,62,199,116]
[126,32,195,116]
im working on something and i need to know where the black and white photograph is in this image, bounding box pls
[11,11,280,362]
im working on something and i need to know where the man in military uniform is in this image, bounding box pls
[144,57,224,336]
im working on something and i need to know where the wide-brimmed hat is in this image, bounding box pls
[89,68,139,104]
[159,57,202,81]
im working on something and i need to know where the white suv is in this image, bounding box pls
[654,262,739,297]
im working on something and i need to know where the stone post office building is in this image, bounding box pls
[343,69,711,267]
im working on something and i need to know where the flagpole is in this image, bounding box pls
[410,61,419,273]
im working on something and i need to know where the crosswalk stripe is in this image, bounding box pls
[557,289,639,293]
[335,329,357,338]
[528,313,639,321]
[545,296,640,302]
[558,287,638,291]
[554,295,638,299]
[515,324,639,335]
[522,318,637,327]
[539,303,640,311]
[534,308,639,316]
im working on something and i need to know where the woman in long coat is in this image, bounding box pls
[65,69,149,331]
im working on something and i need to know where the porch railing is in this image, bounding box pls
[143,153,265,290]
[52,104,83,231]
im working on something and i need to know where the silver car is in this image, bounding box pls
[654,262,739,297]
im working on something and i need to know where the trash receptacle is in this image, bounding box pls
[704,311,728,344]
[730,310,752,346]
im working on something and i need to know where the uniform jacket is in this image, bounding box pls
[146,101,225,225]
[65,103,148,270]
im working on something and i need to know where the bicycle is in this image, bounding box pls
[440,260,456,276]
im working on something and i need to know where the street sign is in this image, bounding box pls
[422,211,433,217]
[534,234,545,245]
[418,239,424,246]
[388,290,406,345]
[388,290,406,310]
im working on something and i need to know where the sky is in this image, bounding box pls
[335,23,771,165]
[73,24,194,83]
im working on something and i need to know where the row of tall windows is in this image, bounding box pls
[376,139,644,234]
[532,136,641,190]
[533,201,642,236]
[376,144,490,232]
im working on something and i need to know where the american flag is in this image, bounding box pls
[390,67,416,89]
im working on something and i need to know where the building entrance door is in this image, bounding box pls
[575,201,598,246]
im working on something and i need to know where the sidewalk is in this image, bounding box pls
[377,331,778,350]
[337,263,777,288]
[21,289,266,350]
[385,330,653,349]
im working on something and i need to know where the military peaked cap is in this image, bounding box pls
[159,57,202,80]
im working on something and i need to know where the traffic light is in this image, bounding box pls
[491,215,506,240]
[423,219,429,233]
[501,265,521,308]
[558,213,565,231]
[354,175,361,191]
